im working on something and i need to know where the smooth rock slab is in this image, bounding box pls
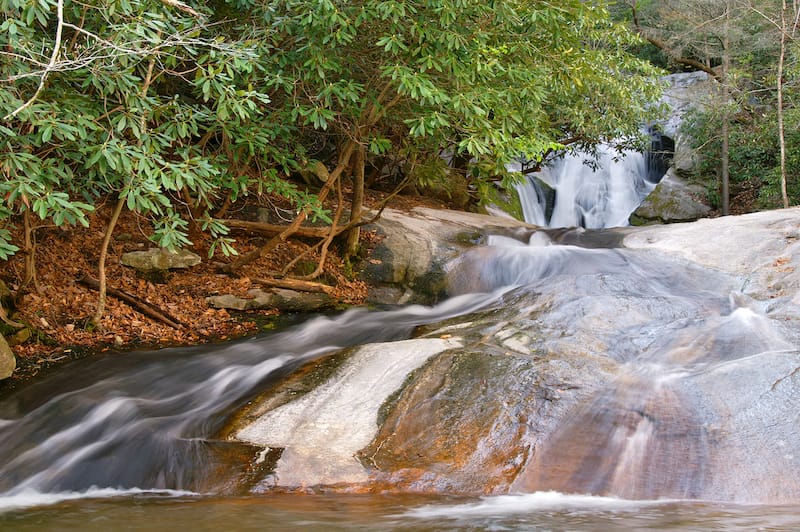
[236,337,462,487]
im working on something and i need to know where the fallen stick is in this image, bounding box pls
[220,219,333,238]
[251,277,336,295]
[0,302,24,329]
[77,274,184,330]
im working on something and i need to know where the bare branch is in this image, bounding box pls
[1,21,254,85]
[160,0,203,19]
[629,0,722,82]
[4,0,65,120]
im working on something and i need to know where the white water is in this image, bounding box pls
[404,491,678,519]
[1,206,799,529]
[516,145,658,228]
[0,487,195,513]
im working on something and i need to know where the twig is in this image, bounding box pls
[0,303,24,329]
[160,0,203,19]
[78,274,184,329]
[251,277,336,295]
[220,219,331,238]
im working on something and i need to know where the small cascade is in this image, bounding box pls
[516,143,663,229]
[1,202,800,513]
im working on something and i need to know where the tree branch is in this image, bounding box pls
[629,0,722,82]
[4,0,65,120]
[78,274,184,330]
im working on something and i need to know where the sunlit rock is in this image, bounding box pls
[236,337,463,488]
[120,247,201,271]
[361,207,535,303]
[0,333,14,380]
[631,169,711,224]
[3,204,800,505]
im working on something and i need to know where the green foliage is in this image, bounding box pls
[0,227,19,260]
[684,101,800,209]
[0,0,664,266]
[257,0,664,187]
[0,0,312,260]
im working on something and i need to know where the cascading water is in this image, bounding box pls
[514,139,667,229]
[1,208,800,527]
[0,291,503,497]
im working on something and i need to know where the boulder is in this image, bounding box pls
[120,248,201,272]
[360,206,536,303]
[0,333,15,380]
[632,169,711,224]
[231,206,800,501]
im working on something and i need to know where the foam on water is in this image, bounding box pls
[403,491,679,519]
[0,487,196,513]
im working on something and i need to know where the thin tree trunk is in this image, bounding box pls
[294,171,346,281]
[93,52,157,326]
[720,4,731,216]
[778,0,790,209]
[21,210,38,293]
[345,143,366,259]
[92,196,125,328]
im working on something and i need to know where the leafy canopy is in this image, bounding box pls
[1,0,663,260]
[255,0,663,185]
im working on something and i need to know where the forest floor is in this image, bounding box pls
[0,187,452,392]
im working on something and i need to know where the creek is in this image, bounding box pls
[3,123,800,526]
[2,215,800,528]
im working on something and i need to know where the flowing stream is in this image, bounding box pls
[2,223,800,529]
[3,172,800,526]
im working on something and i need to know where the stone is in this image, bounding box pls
[361,206,536,303]
[206,293,253,311]
[0,333,15,380]
[7,327,31,347]
[632,169,711,224]
[231,206,800,500]
[120,248,201,272]
[659,71,716,176]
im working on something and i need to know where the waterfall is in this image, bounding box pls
[515,144,661,229]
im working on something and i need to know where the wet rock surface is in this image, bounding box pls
[233,206,800,502]
[3,206,800,504]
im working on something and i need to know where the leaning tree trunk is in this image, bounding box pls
[92,52,157,327]
[345,143,366,259]
[21,210,39,294]
[220,141,357,274]
[92,197,125,328]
